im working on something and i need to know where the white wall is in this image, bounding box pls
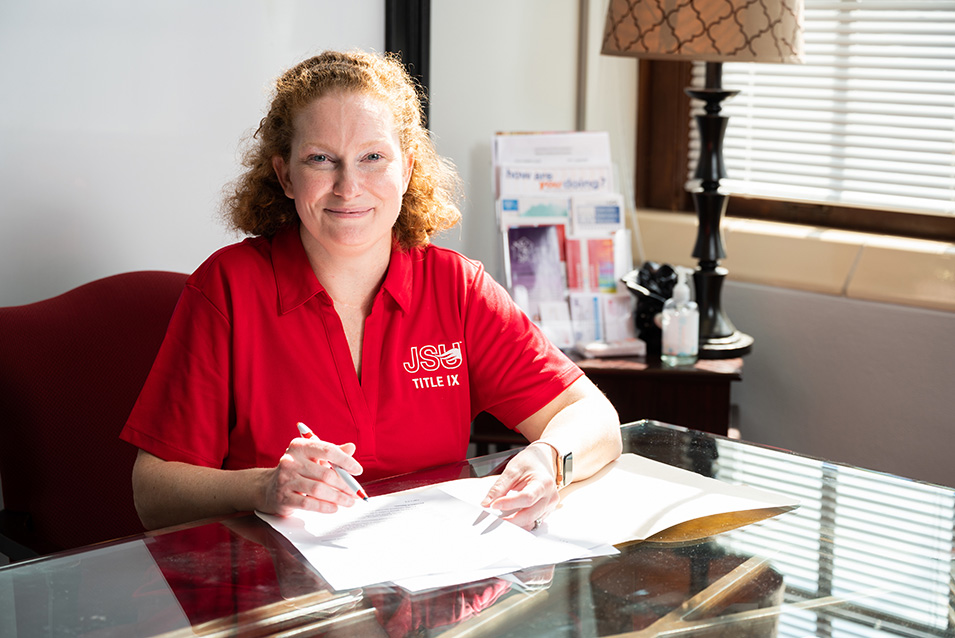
[0,1,383,306]
[428,0,578,279]
[429,0,637,282]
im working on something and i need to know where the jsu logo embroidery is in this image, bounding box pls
[403,342,463,389]
[403,342,463,373]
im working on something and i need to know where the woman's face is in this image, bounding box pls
[273,90,413,261]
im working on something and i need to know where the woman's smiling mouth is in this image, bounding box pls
[326,207,372,216]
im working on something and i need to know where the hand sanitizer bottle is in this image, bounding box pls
[661,269,699,366]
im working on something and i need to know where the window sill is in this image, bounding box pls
[634,210,955,313]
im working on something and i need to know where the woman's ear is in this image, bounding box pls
[402,152,414,193]
[272,155,295,199]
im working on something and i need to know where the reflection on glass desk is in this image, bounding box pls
[2,420,953,637]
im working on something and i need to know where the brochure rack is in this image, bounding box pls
[492,131,639,354]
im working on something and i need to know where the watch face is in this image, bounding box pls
[562,452,574,487]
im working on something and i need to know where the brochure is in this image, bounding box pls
[506,225,565,324]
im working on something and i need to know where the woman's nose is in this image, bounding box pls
[334,165,361,198]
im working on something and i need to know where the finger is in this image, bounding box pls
[499,506,543,531]
[485,470,549,510]
[481,456,537,504]
[297,462,360,499]
[486,485,538,513]
[271,489,345,517]
[335,442,363,475]
[501,488,559,530]
[481,473,524,508]
[489,482,559,530]
[289,438,364,475]
[274,454,357,507]
[300,489,355,513]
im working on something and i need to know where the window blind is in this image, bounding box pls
[715,440,955,637]
[688,0,955,218]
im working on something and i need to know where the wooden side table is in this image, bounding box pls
[575,356,742,435]
[470,356,742,454]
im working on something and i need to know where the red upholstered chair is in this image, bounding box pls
[0,270,188,561]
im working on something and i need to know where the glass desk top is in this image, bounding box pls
[2,420,952,637]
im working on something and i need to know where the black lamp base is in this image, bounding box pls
[700,330,754,359]
[686,61,754,360]
[693,263,753,359]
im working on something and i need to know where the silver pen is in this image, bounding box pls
[296,421,369,500]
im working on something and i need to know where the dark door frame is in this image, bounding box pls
[385,0,431,127]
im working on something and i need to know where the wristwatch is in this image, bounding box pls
[533,440,574,489]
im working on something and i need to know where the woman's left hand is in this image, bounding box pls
[480,443,559,531]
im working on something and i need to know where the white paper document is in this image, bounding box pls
[548,453,798,547]
[257,483,604,592]
[258,454,798,592]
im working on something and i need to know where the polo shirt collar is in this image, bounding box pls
[272,222,414,315]
[381,244,413,314]
[273,223,323,314]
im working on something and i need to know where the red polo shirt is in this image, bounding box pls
[121,224,582,481]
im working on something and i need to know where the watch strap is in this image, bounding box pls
[531,440,573,489]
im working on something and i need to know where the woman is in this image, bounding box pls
[122,50,621,532]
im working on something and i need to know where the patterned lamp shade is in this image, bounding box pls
[602,0,804,64]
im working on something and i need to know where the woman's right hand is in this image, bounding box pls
[261,437,365,517]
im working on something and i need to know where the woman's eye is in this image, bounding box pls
[308,154,329,163]
[366,152,382,161]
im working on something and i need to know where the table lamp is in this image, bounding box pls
[601,0,803,358]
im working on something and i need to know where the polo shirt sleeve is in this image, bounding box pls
[120,281,234,468]
[462,263,583,428]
